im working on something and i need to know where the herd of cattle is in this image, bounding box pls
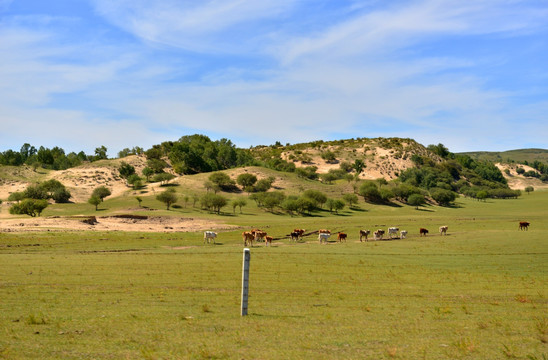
[204,221,530,246]
[203,225,456,246]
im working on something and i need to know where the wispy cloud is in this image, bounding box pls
[0,0,546,154]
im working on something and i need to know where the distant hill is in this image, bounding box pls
[458,148,548,164]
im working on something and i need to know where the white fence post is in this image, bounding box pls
[241,248,250,316]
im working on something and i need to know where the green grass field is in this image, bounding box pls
[1,190,547,359]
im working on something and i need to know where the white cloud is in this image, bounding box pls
[91,0,299,52]
[0,0,546,155]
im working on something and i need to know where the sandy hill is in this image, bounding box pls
[1,138,547,208]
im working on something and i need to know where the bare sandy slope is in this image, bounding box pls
[0,214,238,233]
[496,163,548,190]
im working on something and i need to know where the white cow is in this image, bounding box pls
[388,227,399,239]
[203,231,217,244]
[439,226,448,235]
[318,232,331,244]
[400,230,408,239]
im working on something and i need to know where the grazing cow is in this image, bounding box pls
[519,221,530,231]
[374,229,385,240]
[293,229,306,236]
[318,232,331,244]
[290,229,306,242]
[419,228,429,236]
[388,227,399,239]
[400,230,408,239]
[264,236,273,246]
[203,231,217,244]
[337,232,347,242]
[318,229,331,234]
[439,226,448,235]
[254,230,267,242]
[359,229,371,242]
[242,231,254,247]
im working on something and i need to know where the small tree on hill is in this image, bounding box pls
[237,173,257,193]
[88,196,101,211]
[153,172,175,186]
[142,167,154,182]
[157,188,178,210]
[92,186,111,202]
[118,161,136,181]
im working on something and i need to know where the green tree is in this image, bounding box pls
[408,193,426,209]
[7,192,25,202]
[153,172,176,186]
[208,172,236,191]
[94,145,108,160]
[320,172,338,184]
[232,198,247,214]
[302,189,327,209]
[147,158,168,173]
[200,193,227,214]
[525,186,534,194]
[352,159,366,176]
[476,190,488,201]
[430,188,457,206]
[118,161,136,180]
[136,196,143,207]
[156,188,178,210]
[342,193,359,207]
[142,167,154,182]
[254,177,274,192]
[10,198,48,217]
[358,181,382,203]
[88,196,101,211]
[127,174,143,189]
[326,198,345,213]
[92,186,111,202]
[236,173,257,191]
[321,150,337,163]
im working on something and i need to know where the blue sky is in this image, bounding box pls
[1,0,547,156]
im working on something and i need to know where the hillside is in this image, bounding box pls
[459,148,548,164]
[1,137,547,231]
[252,137,436,181]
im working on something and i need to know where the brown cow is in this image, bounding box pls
[374,229,384,240]
[242,231,254,247]
[337,232,347,242]
[359,229,370,242]
[318,229,331,234]
[290,232,300,242]
[419,228,429,236]
[519,221,530,231]
[264,235,273,246]
[254,230,267,242]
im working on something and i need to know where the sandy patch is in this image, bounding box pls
[0,214,238,233]
[496,163,548,190]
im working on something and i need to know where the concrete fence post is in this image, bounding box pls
[241,248,250,316]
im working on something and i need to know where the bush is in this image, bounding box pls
[408,193,425,209]
[430,188,457,206]
[10,198,48,217]
[92,186,111,202]
[156,189,178,210]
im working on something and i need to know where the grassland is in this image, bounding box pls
[0,188,547,359]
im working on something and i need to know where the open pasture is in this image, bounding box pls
[0,193,547,359]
